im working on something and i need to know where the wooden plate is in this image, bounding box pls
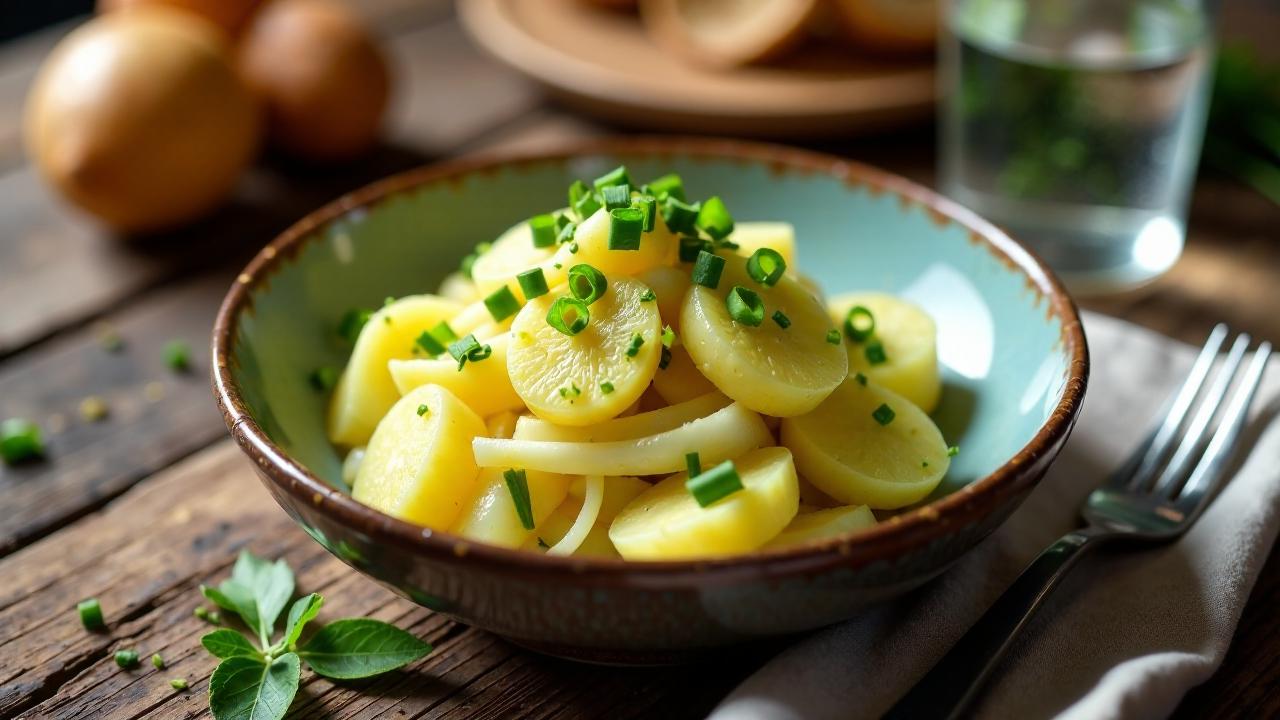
[458,0,936,138]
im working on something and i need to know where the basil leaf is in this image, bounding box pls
[201,583,261,636]
[209,653,300,720]
[298,618,432,679]
[282,593,323,649]
[202,629,262,659]
[230,551,295,640]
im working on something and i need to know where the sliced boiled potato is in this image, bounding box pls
[636,265,691,330]
[341,447,365,488]
[389,333,523,418]
[572,206,676,277]
[449,466,572,549]
[609,446,800,560]
[652,344,719,405]
[828,292,941,413]
[473,401,771,476]
[730,221,796,268]
[762,505,876,549]
[438,271,480,303]
[682,256,847,417]
[797,474,840,508]
[513,391,729,442]
[507,276,662,426]
[328,294,462,446]
[470,218,559,296]
[781,375,949,509]
[353,385,485,529]
[485,410,520,440]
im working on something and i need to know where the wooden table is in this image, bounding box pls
[2,4,1277,718]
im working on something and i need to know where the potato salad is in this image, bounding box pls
[326,167,954,560]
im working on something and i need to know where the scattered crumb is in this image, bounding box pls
[79,396,109,422]
[93,322,124,352]
[143,382,166,403]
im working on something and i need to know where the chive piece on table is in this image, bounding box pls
[517,268,550,300]
[725,286,765,327]
[593,165,631,191]
[114,649,140,669]
[163,340,191,372]
[678,236,709,263]
[484,286,521,322]
[746,248,787,287]
[844,305,876,342]
[152,653,164,670]
[529,213,558,248]
[691,251,726,289]
[661,196,700,234]
[568,264,608,305]
[503,469,536,530]
[308,366,339,392]
[546,297,590,336]
[685,451,701,478]
[0,418,44,465]
[772,310,791,329]
[601,184,631,211]
[872,403,896,426]
[609,207,645,251]
[170,678,189,691]
[78,598,105,631]
[826,329,841,345]
[644,173,685,202]
[625,333,645,358]
[864,341,888,365]
[686,460,743,507]
[695,196,734,241]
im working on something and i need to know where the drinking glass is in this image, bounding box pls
[940,0,1218,295]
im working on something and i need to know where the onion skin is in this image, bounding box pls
[97,0,265,38]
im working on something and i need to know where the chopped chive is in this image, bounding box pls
[644,173,685,202]
[537,536,550,549]
[864,341,888,365]
[625,333,644,358]
[609,207,645,250]
[517,268,550,300]
[843,305,875,342]
[193,606,210,621]
[568,179,591,213]
[685,451,701,478]
[573,190,601,220]
[661,325,676,348]
[152,653,165,670]
[383,296,397,308]
[170,678,188,691]
[78,598,105,631]
[659,346,672,370]
[484,286,521,322]
[772,310,791,328]
[686,460,743,507]
[529,214,558,248]
[432,321,458,345]
[554,263,563,269]
[569,242,579,254]
[163,340,191,372]
[460,242,492,279]
[600,381,614,394]
[338,308,372,343]
[661,196,700,234]
[555,211,571,230]
[416,329,446,356]
[715,237,740,251]
[854,372,868,386]
[0,418,44,465]
[308,366,339,392]
[746,248,787,287]
[922,460,930,468]
[416,404,429,417]
[872,403,896,426]
[558,382,581,399]
[678,235,710,262]
[546,297,590,336]
[601,184,631,211]
[503,469,536,531]
[632,194,657,232]
[568,264,608,305]
[725,286,765,327]
[826,329,841,344]
[593,165,631,191]
[639,289,657,303]
[557,221,577,245]
[695,196,734,240]
[948,446,960,457]
[447,334,491,370]
[691,251,726,289]
[114,649,140,669]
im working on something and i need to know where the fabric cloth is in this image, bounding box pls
[711,312,1280,720]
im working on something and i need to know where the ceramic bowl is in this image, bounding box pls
[212,138,1088,664]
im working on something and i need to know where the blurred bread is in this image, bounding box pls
[640,0,821,69]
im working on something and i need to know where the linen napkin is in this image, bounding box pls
[711,312,1280,720]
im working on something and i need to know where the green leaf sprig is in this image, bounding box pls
[200,551,432,720]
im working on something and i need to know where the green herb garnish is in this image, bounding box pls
[825,329,841,344]
[609,207,645,250]
[948,446,960,457]
[844,305,875,342]
[308,367,339,392]
[872,403,896,426]
[695,196,734,240]
[643,173,685,202]
[152,653,165,670]
[114,649,140,669]
[639,289,657,303]
[163,340,191,372]
[746,248,786,287]
[864,341,888,365]
[600,381,615,394]
[691,250,725,289]
[625,333,645,358]
[338,309,371,344]
[0,418,43,465]
[854,372,868,386]
[679,236,710,263]
[447,335,492,371]
[517,268,550,300]
[503,469,536,530]
[568,264,608,305]
[416,404,429,417]
[661,196,700,234]
[772,310,791,329]
[685,451,701,478]
[78,598,105,631]
[529,213,557,248]
[546,296,590,336]
[170,678,189,691]
[725,286,764,327]
[686,460,743,507]
[601,184,631,211]
[483,286,521,322]
[593,165,631,191]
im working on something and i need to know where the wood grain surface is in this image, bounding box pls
[0,2,1277,718]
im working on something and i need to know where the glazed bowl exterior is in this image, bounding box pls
[212,138,1088,663]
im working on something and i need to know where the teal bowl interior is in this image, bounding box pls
[228,147,1078,505]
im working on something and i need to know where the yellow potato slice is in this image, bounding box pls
[485,410,520,440]
[327,295,462,447]
[513,391,729,442]
[828,292,941,413]
[682,256,847,417]
[389,333,523,418]
[762,505,876,549]
[636,265,692,330]
[730,221,796,267]
[473,401,771,476]
[797,474,840,508]
[507,276,662,426]
[353,385,486,529]
[609,446,800,560]
[469,218,566,296]
[341,447,365,488]
[781,375,950,509]
[652,344,719,405]
[449,467,572,549]
[438,271,480,303]
[572,206,676,277]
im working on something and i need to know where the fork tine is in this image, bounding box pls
[1149,333,1251,497]
[1176,342,1273,513]
[1112,324,1228,490]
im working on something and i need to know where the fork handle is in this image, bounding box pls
[884,528,1105,720]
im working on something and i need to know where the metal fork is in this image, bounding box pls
[886,324,1273,720]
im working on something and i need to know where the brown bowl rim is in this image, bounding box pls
[212,136,1089,585]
